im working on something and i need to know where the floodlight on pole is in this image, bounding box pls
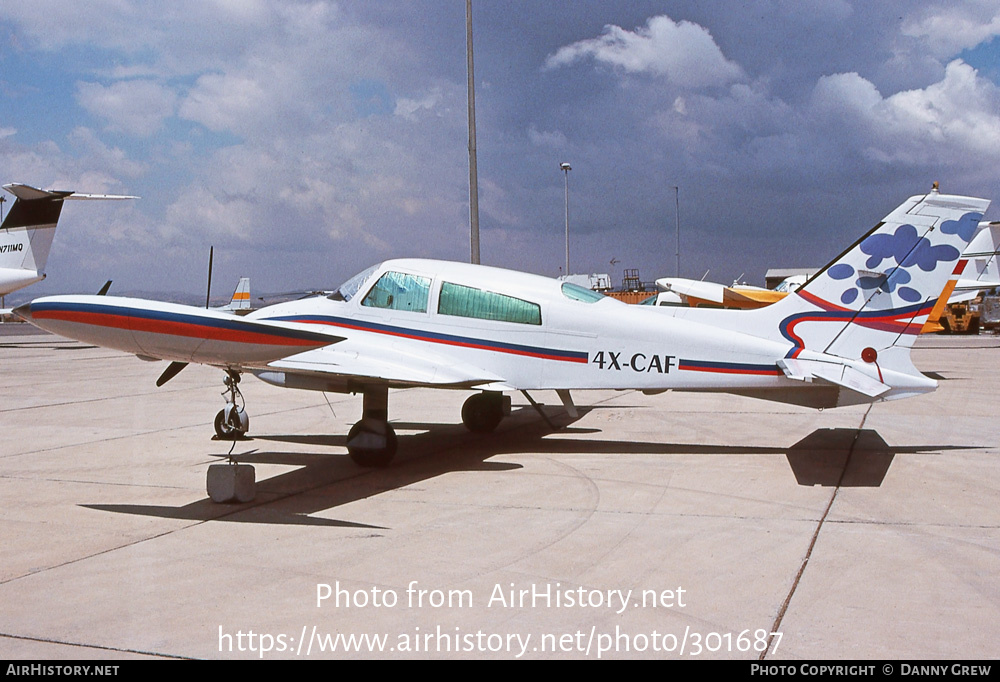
[561,162,571,275]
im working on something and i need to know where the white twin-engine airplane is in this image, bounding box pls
[14,188,990,475]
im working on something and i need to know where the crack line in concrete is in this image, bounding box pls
[760,403,874,659]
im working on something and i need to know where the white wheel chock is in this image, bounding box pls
[207,464,256,503]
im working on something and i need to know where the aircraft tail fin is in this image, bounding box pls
[955,221,1000,291]
[1,185,72,275]
[0,184,137,292]
[212,277,252,313]
[759,187,989,388]
[229,277,251,311]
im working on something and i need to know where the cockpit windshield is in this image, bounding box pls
[329,263,382,302]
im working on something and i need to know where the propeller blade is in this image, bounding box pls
[205,246,214,309]
[156,361,189,387]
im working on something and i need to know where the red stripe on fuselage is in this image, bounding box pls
[34,309,329,348]
[680,365,782,376]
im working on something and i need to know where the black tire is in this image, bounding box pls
[347,421,398,467]
[462,394,503,433]
[214,407,249,439]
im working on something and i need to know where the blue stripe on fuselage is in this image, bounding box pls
[266,314,589,363]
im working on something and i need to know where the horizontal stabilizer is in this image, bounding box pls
[777,358,889,398]
[3,183,138,201]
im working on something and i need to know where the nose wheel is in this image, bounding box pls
[214,370,249,440]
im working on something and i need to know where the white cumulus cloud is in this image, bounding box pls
[812,60,1000,164]
[902,2,1000,57]
[545,15,744,88]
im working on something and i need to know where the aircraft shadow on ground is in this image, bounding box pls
[82,405,978,526]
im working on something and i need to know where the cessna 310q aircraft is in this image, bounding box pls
[13,186,990,492]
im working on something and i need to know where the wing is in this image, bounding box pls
[15,295,344,366]
[721,287,787,308]
[254,334,505,392]
[656,277,726,305]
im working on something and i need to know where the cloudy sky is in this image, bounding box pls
[2,1,999,302]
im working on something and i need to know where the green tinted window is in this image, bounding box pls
[439,282,541,325]
[362,271,431,312]
[561,282,605,303]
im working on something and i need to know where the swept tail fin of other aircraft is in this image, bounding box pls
[227,277,251,312]
[212,277,252,314]
[0,184,137,296]
[955,221,1000,293]
[736,186,989,404]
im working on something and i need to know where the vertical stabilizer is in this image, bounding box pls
[760,188,989,373]
[0,184,136,296]
[956,221,1000,291]
[229,277,252,311]
[0,185,72,275]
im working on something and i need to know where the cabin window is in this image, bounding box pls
[561,282,605,303]
[438,282,541,325]
[362,271,431,312]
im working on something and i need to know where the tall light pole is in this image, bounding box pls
[561,162,571,275]
[466,0,480,264]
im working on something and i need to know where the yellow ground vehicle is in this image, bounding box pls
[939,300,981,334]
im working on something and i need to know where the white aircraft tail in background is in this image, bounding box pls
[952,221,1000,298]
[214,277,252,314]
[0,183,136,297]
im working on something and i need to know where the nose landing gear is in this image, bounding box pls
[207,369,255,503]
[214,370,249,440]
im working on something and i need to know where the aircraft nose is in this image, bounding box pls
[11,303,32,322]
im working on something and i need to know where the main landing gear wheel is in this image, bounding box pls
[461,392,508,433]
[346,419,398,467]
[347,385,397,467]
